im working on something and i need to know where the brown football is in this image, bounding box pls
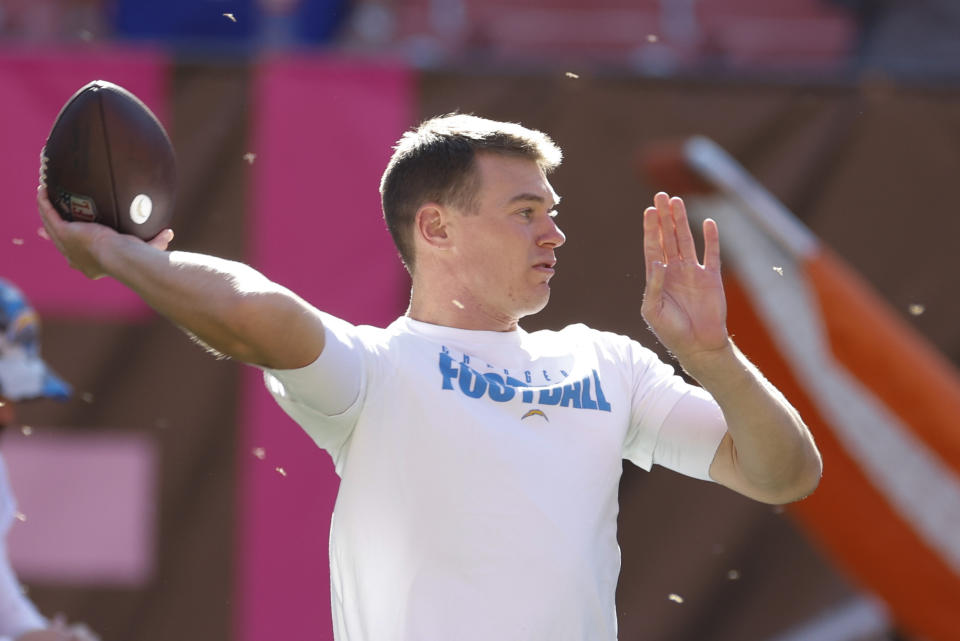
[44,80,176,241]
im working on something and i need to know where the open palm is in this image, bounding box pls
[640,192,729,363]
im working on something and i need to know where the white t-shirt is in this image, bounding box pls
[264,315,727,641]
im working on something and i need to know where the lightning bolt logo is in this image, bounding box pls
[521,409,549,422]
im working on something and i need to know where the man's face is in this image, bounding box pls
[446,153,566,322]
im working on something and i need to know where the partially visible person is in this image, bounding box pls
[0,278,96,641]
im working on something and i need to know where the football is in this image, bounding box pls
[43,80,176,241]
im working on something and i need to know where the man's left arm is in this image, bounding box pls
[641,192,822,504]
[680,341,821,504]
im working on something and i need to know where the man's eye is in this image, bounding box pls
[518,209,533,218]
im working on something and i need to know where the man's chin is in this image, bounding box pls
[516,290,551,319]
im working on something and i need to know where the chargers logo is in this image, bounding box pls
[521,409,549,422]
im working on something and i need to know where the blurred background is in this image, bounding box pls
[1,1,959,640]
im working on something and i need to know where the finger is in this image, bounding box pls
[670,196,697,261]
[642,206,662,278]
[37,188,65,234]
[702,218,721,272]
[147,228,174,250]
[37,187,65,244]
[37,185,57,219]
[642,258,666,318]
[654,192,679,260]
[37,187,72,232]
[67,623,99,641]
[51,613,67,628]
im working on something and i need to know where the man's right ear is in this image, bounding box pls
[415,204,452,250]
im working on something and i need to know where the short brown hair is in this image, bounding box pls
[380,113,562,273]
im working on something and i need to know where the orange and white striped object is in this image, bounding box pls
[642,138,960,641]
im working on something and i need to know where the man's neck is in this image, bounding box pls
[407,285,519,332]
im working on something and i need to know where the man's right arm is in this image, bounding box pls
[37,187,324,369]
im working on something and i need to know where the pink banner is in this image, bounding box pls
[238,56,413,641]
[5,428,157,585]
[0,47,170,319]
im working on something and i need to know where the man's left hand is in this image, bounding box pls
[641,192,729,367]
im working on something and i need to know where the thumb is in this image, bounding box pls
[644,260,666,300]
[147,228,174,250]
[641,260,666,320]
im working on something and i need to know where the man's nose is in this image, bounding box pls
[539,217,566,248]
